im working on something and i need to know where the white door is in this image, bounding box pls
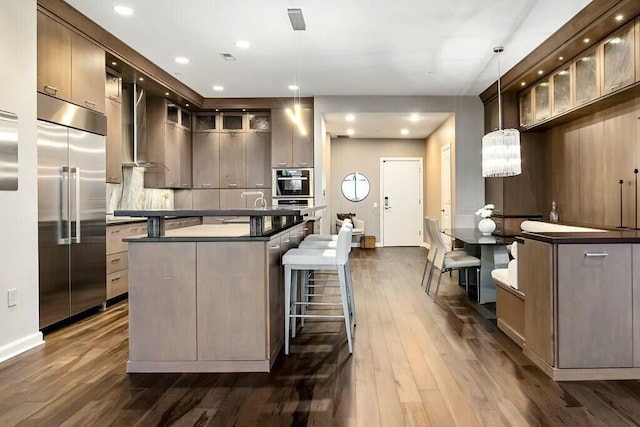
[381,158,423,246]
[441,145,452,248]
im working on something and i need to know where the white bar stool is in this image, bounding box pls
[304,219,352,241]
[282,226,354,354]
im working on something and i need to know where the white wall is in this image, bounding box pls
[0,0,43,362]
[314,96,484,233]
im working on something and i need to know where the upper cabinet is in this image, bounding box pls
[105,71,122,184]
[37,12,105,113]
[145,97,192,189]
[551,66,572,115]
[272,107,314,168]
[574,47,600,107]
[518,17,640,129]
[601,23,635,95]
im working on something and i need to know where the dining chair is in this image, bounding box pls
[426,218,481,298]
[422,217,466,291]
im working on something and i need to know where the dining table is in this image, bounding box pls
[446,228,510,304]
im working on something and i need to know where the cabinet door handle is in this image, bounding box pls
[85,100,96,109]
[201,184,211,188]
[228,183,238,187]
[298,162,309,166]
[270,245,280,250]
[578,97,591,103]
[610,83,621,90]
[584,252,608,257]
[277,162,287,166]
[283,238,290,243]
[110,257,121,263]
[255,183,264,187]
[111,276,121,282]
[111,229,120,234]
[44,85,58,95]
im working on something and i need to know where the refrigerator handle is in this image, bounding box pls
[58,166,71,245]
[71,167,81,244]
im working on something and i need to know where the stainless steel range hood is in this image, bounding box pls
[122,83,154,167]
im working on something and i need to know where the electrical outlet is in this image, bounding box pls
[7,288,17,307]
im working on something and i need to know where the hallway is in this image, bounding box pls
[2,247,640,426]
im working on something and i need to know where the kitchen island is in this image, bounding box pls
[116,207,323,373]
[517,227,640,380]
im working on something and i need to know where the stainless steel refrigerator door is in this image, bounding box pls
[37,121,71,328]
[69,128,106,315]
[0,110,18,190]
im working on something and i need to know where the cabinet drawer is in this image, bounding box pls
[106,225,128,254]
[107,251,128,275]
[106,270,128,299]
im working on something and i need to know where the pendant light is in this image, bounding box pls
[482,46,522,177]
[285,8,307,136]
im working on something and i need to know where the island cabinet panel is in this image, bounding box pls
[129,242,197,362]
[557,244,633,368]
[196,242,267,361]
[520,238,554,366]
[633,245,640,367]
[268,235,284,360]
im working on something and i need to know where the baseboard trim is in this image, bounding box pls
[0,332,45,364]
[375,243,383,248]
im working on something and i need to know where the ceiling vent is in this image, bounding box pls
[336,134,351,139]
[287,8,306,31]
[220,53,236,61]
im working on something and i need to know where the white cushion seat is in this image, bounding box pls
[443,255,482,270]
[491,268,508,285]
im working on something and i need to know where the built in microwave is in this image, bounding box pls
[273,169,313,198]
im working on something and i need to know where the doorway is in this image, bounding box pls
[380,157,423,246]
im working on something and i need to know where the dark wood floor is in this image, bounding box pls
[3,247,640,426]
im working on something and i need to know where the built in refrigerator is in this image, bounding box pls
[37,93,106,328]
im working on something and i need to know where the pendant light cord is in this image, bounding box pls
[494,46,504,131]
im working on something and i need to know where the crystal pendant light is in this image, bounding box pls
[482,46,522,177]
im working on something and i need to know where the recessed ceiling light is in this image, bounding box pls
[521,82,526,86]
[213,85,224,91]
[558,56,564,61]
[185,103,189,107]
[175,56,189,64]
[288,85,299,91]
[345,114,355,122]
[164,92,169,96]
[537,70,544,75]
[111,61,117,66]
[113,5,133,16]
[409,113,420,122]
[138,77,144,81]
[235,40,250,49]
[583,38,590,43]
[346,129,355,135]
[215,109,219,112]
[401,129,409,135]
[615,14,624,22]
[242,108,246,112]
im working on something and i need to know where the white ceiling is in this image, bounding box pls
[65,0,591,98]
[324,112,453,139]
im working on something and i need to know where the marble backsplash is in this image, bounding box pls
[106,167,173,214]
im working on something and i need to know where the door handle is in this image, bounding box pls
[71,167,81,243]
[58,166,71,245]
[384,196,390,209]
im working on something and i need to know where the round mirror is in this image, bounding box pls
[341,172,370,202]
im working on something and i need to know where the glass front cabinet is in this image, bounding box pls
[533,79,551,122]
[551,66,572,115]
[601,22,635,95]
[574,47,600,106]
[519,89,533,127]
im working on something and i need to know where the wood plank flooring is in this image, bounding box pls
[3,247,640,426]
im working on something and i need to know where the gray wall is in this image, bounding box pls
[331,138,426,244]
[0,0,43,361]
[314,96,484,234]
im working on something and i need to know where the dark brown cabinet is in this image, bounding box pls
[271,108,313,167]
[37,12,105,113]
[219,132,246,188]
[105,97,122,183]
[246,131,271,188]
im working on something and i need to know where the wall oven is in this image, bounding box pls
[273,168,313,198]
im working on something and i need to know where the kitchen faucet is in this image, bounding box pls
[241,191,267,209]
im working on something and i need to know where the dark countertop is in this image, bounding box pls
[521,229,640,244]
[114,205,326,218]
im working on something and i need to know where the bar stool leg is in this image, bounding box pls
[291,269,299,338]
[284,265,292,355]
[346,261,356,326]
[338,265,353,354]
[301,269,309,328]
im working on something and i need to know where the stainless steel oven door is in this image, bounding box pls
[273,169,313,197]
